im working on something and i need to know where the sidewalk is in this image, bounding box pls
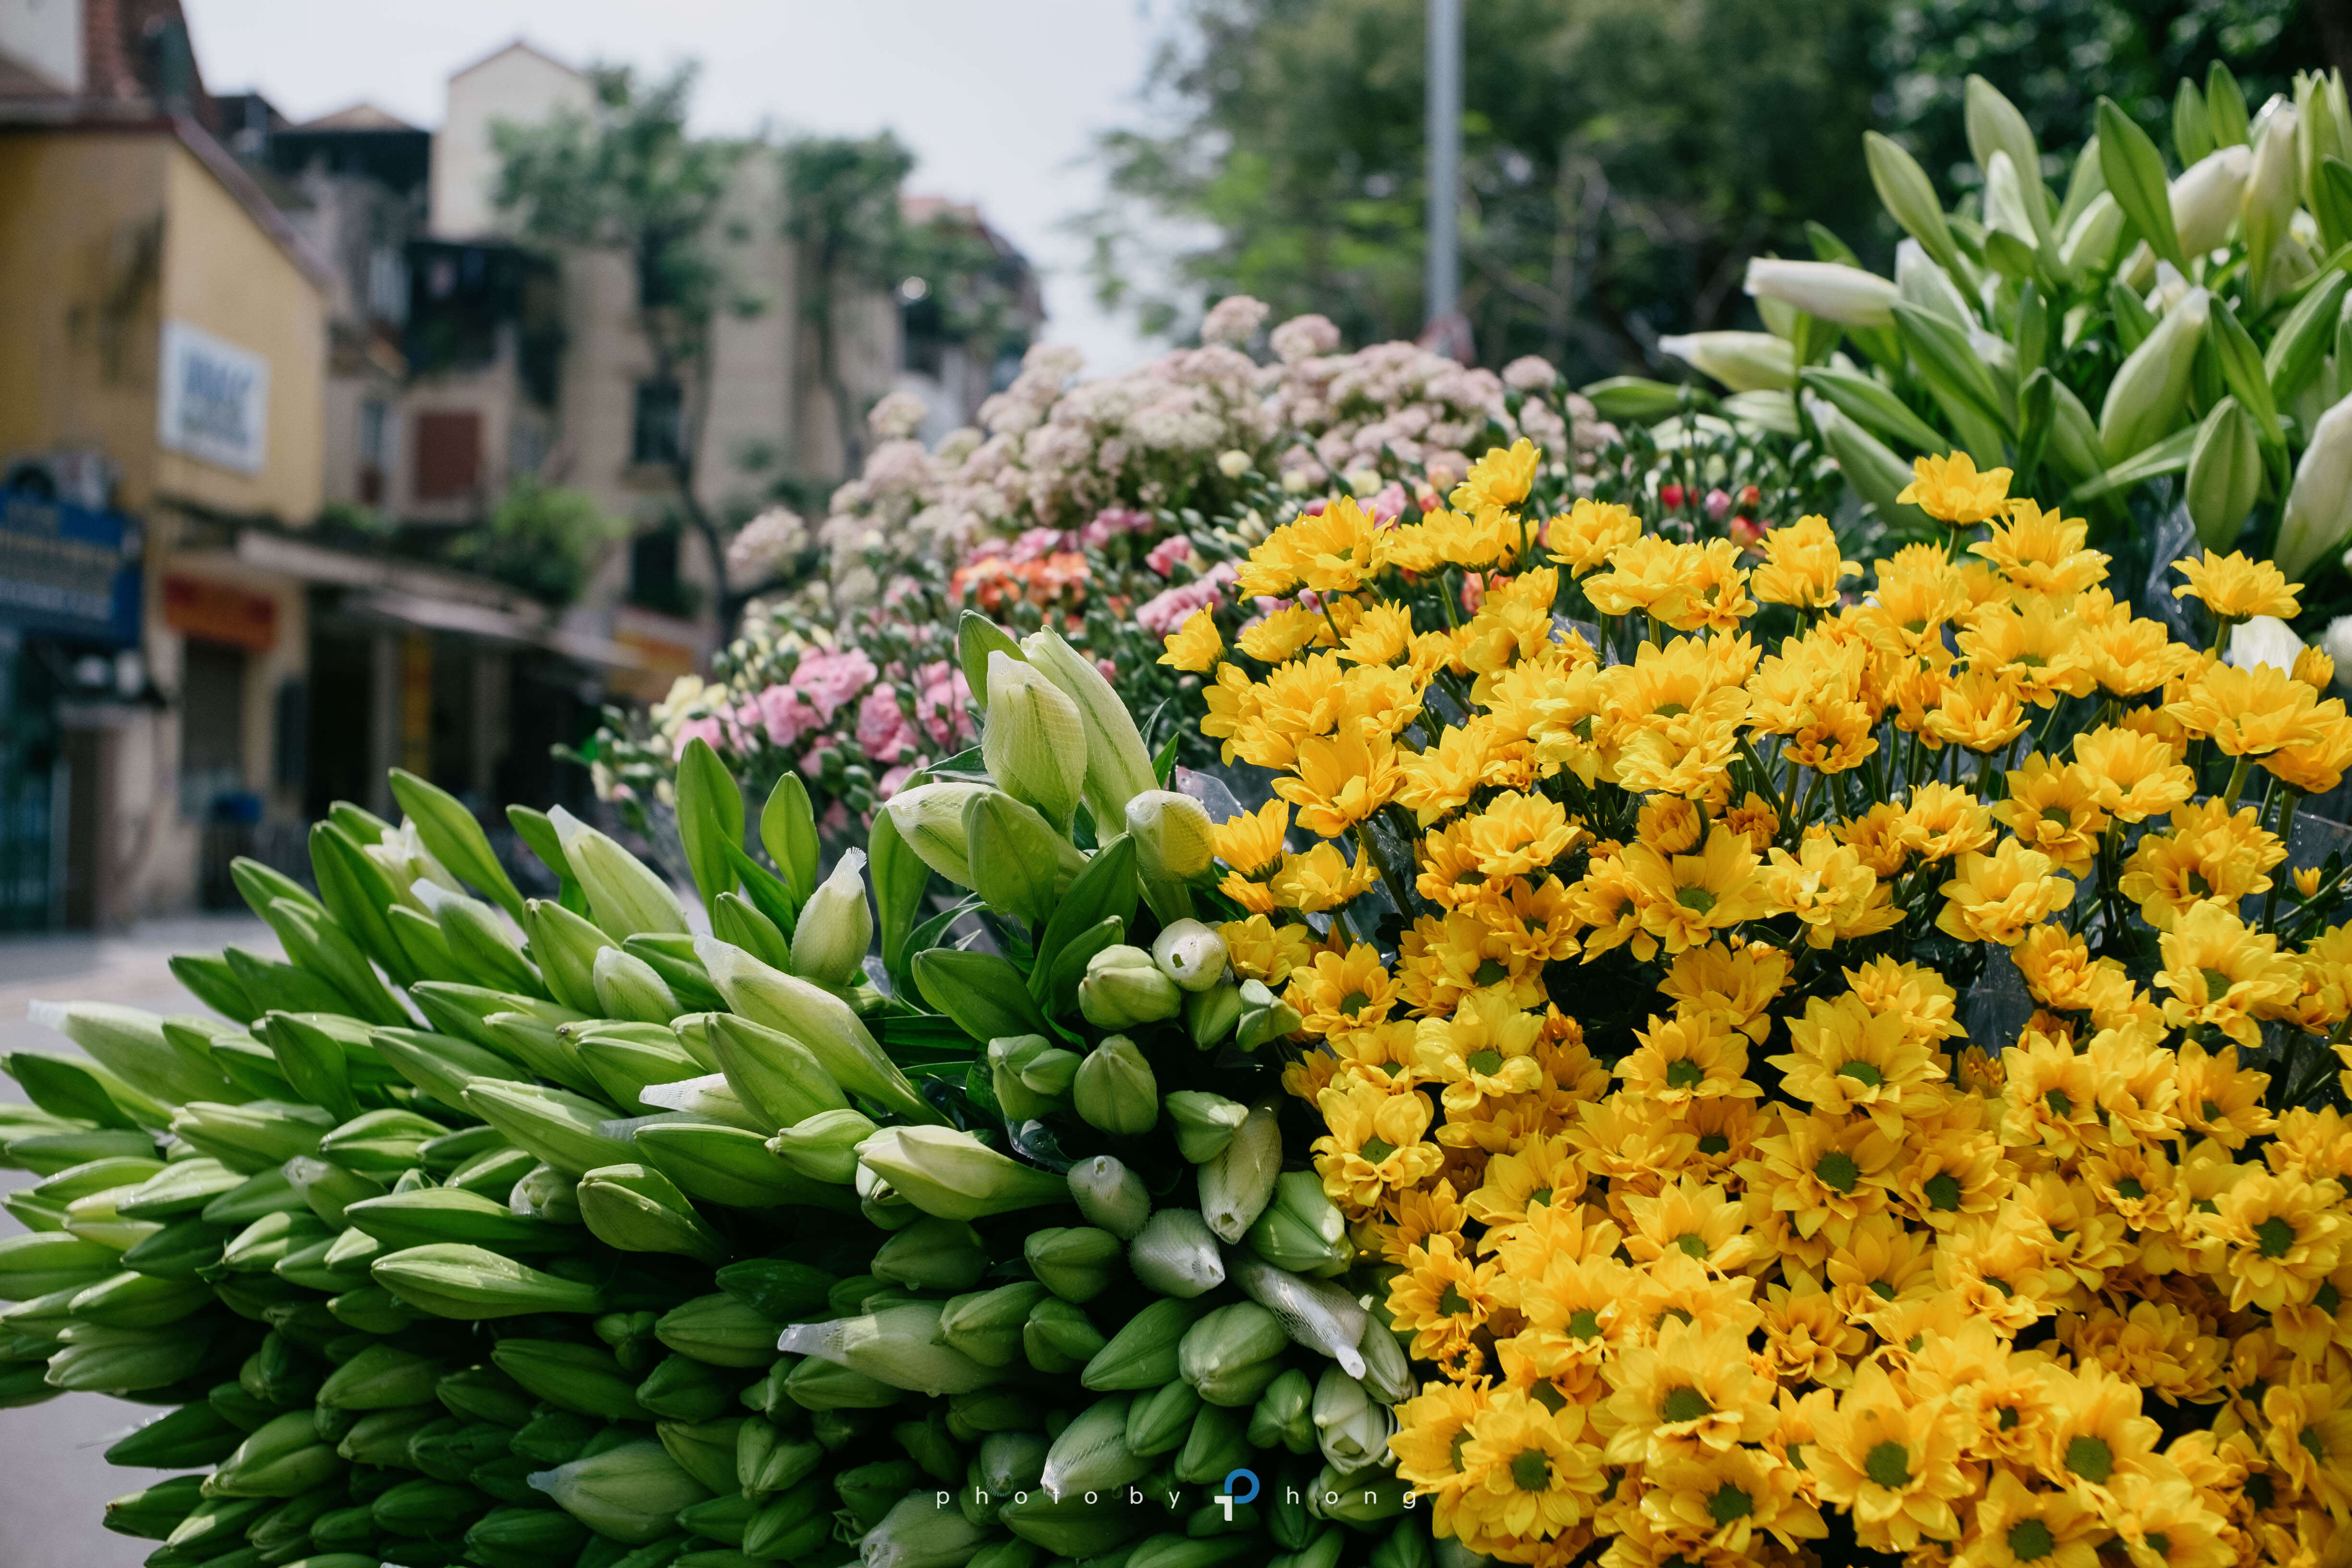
[0,915,267,1568]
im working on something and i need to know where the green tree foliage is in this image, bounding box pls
[780,137,1041,481]
[493,64,747,605]
[445,481,627,607]
[1083,0,1884,379]
[1875,0,2334,193]
[1085,0,2344,380]
[779,134,918,479]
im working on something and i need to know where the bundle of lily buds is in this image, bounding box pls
[0,618,1436,1568]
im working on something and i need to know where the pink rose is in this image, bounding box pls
[911,661,974,747]
[1097,657,1117,680]
[673,710,733,760]
[856,685,919,764]
[1366,482,1408,524]
[749,684,824,748]
[1145,535,1196,578]
[1136,562,1235,636]
[877,763,918,801]
[791,648,879,723]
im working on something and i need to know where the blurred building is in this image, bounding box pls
[423,41,1042,698]
[0,12,1039,929]
[0,2,599,926]
[0,0,329,926]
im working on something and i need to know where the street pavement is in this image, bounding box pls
[0,915,268,1568]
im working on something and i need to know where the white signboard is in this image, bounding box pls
[157,320,270,476]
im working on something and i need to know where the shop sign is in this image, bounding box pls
[0,490,141,645]
[158,321,270,476]
[163,574,277,652]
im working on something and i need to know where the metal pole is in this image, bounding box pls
[1425,0,1461,342]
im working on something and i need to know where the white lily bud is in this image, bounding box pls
[2186,398,2262,551]
[1311,1368,1396,1477]
[2227,616,2305,674]
[1019,628,1157,834]
[2244,100,2303,282]
[2058,192,2126,274]
[1127,788,1215,921]
[2170,145,2251,257]
[548,807,689,939]
[2098,286,2209,462]
[2279,392,2352,580]
[2323,616,2352,683]
[1864,130,1962,274]
[980,651,1088,832]
[1740,258,1898,329]
[1981,151,2040,249]
[1964,76,2046,235]
[1654,331,1795,393]
[1893,238,1974,324]
[877,782,988,888]
[1151,919,1229,993]
[791,849,872,991]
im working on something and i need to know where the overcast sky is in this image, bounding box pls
[182,0,1174,374]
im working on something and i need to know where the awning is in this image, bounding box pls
[231,530,659,674]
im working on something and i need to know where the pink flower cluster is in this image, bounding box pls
[1144,535,1198,578]
[750,648,877,749]
[1300,483,1410,524]
[1137,561,1237,637]
[975,508,1159,567]
[674,649,973,804]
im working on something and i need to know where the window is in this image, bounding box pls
[359,400,391,466]
[413,410,481,501]
[901,292,946,377]
[629,525,682,612]
[632,380,683,466]
[367,246,409,325]
[510,419,548,480]
[358,399,391,504]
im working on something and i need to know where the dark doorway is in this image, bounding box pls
[306,625,376,821]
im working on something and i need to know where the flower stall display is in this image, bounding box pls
[1654,63,2352,613]
[586,307,1632,833]
[0,631,1429,1568]
[1196,436,2352,1567]
[21,409,2350,1568]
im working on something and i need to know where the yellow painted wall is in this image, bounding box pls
[0,131,169,510]
[157,139,326,523]
[0,128,326,524]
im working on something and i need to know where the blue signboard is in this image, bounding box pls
[0,490,143,646]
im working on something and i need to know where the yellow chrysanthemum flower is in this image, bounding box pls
[1936,837,2076,945]
[1897,450,2013,525]
[1454,1389,1604,1543]
[2154,902,2300,1049]
[1751,513,1860,609]
[1311,1078,1444,1212]
[1804,1362,1973,1551]
[1158,606,1222,672]
[1768,992,1946,1137]
[1542,497,1642,577]
[2171,548,2301,623]
[1450,437,1542,515]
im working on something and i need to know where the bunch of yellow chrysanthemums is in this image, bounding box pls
[1163,441,2352,1568]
